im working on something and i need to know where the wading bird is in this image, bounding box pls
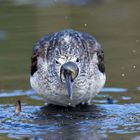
[30,29,106,107]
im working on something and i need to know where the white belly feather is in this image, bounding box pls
[30,70,106,107]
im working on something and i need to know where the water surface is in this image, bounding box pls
[0,0,140,139]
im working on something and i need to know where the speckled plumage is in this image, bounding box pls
[30,29,106,107]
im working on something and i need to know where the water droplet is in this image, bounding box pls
[133,65,136,69]
[121,73,125,77]
[132,50,136,53]
[136,40,139,43]
[84,23,87,27]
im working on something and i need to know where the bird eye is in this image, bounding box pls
[76,58,80,63]
[55,60,59,64]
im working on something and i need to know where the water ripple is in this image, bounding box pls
[0,103,140,139]
[0,88,139,139]
[101,87,128,93]
[0,87,128,98]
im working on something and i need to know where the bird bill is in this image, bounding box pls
[65,74,73,100]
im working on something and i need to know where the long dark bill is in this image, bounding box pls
[65,74,73,100]
[60,61,79,100]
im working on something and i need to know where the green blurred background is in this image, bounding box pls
[0,1,140,140]
[0,0,139,91]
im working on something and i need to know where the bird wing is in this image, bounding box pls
[31,33,55,75]
[80,32,105,73]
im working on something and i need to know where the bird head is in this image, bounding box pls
[57,60,79,99]
[47,34,88,99]
[52,48,82,99]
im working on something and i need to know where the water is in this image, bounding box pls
[0,0,140,139]
[0,88,140,140]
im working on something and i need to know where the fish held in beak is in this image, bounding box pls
[60,61,79,99]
